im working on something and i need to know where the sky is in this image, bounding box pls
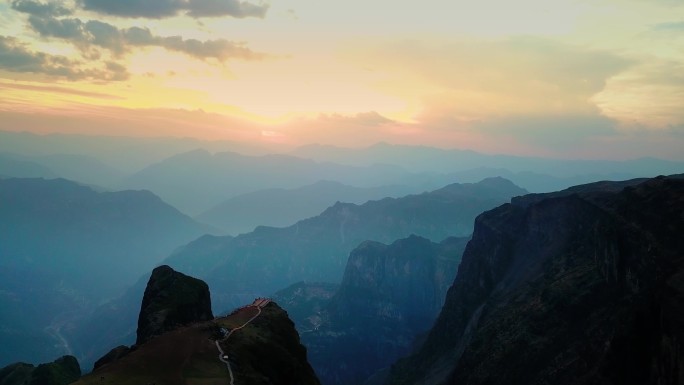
[0,0,683,159]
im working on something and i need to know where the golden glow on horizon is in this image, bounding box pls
[0,0,683,159]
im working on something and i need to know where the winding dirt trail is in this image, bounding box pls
[215,298,271,385]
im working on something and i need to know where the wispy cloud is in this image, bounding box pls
[0,35,128,81]
[10,0,71,17]
[0,81,124,100]
[355,37,633,123]
[651,21,684,32]
[79,0,269,19]
[25,15,266,61]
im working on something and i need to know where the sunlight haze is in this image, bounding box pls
[1,0,683,159]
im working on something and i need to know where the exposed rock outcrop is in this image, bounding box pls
[136,265,213,345]
[92,346,131,371]
[386,175,684,385]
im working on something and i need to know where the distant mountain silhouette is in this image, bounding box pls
[121,149,420,215]
[16,153,124,188]
[0,153,55,179]
[292,143,684,194]
[166,178,527,312]
[1,150,125,188]
[293,142,684,177]
[386,175,684,385]
[197,180,417,234]
[0,178,209,366]
[0,130,274,173]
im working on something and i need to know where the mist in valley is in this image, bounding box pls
[2,0,684,383]
[1,130,682,382]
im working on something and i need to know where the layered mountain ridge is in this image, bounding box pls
[196,180,416,235]
[122,149,415,215]
[166,177,526,312]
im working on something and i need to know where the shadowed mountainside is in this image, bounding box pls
[0,178,209,294]
[276,235,468,385]
[0,355,80,385]
[166,178,526,312]
[196,180,417,235]
[386,175,684,385]
[0,178,209,367]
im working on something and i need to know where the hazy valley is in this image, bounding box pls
[0,131,682,385]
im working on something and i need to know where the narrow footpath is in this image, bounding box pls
[215,298,271,385]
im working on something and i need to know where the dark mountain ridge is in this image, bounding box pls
[0,356,80,385]
[278,235,469,385]
[165,177,527,312]
[196,180,417,235]
[386,175,684,385]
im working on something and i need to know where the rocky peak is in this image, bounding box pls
[136,265,213,345]
[330,235,452,329]
[297,235,468,385]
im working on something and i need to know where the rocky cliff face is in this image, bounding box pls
[136,265,213,345]
[386,175,684,385]
[0,355,80,385]
[273,282,340,331]
[329,235,463,331]
[278,235,469,385]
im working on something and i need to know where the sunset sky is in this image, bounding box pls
[0,0,683,159]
